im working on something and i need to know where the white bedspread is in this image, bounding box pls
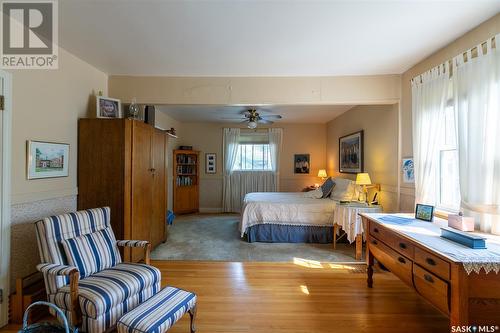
[239,192,336,236]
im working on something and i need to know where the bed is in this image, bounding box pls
[239,178,357,243]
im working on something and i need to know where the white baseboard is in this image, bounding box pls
[199,207,224,213]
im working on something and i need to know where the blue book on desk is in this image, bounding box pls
[440,227,486,249]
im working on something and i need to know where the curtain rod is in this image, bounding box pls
[411,34,497,84]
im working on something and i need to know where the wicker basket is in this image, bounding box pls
[19,301,78,333]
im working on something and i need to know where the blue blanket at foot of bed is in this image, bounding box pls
[246,224,333,243]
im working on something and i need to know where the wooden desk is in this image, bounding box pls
[361,213,500,328]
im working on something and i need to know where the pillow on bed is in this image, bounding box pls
[303,187,323,199]
[330,178,355,201]
[320,177,335,198]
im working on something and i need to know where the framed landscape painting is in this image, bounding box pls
[339,130,363,174]
[27,141,70,179]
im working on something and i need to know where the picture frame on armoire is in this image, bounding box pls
[339,130,364,174]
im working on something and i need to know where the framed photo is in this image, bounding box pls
[294,154,310,174]
[415,204,434,222]
[402,157,414,183]
[27,141,70,179]
[206,153,216,174]
[339,130,364,174]
[96,96,122,119]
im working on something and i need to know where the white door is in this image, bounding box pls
[0,70,12,327]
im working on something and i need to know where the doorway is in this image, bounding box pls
[0,69,12,327]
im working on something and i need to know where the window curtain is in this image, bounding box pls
[411,67,449,206]
[222,128,240,212]
[222,128,282,213]
[452,35,500,234]
[268,128,283,190]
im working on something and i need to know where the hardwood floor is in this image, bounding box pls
[1,260,449,333]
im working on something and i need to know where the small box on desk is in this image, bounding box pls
[448,214,475,232]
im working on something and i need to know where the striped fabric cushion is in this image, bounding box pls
[35,207,112,294]
[54,262,161,318]
[117,287,197,333]
[61,227,121,278]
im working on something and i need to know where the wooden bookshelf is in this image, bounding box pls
[173,149,199,214]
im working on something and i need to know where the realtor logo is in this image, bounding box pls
[1,0,58,69]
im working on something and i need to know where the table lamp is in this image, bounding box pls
[356,172,371,203]
[318,169,327,181]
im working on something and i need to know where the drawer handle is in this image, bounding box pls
[373,228,379,233]
[424,274,434,284]
[399,243,407,249]
[371,239,378,245]
[426,258,437,266]
[398,257,406,264]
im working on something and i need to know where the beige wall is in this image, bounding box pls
[10,48,108,204]
[109,75,401,105]
[326,104,399,212]
[399,13,500,211]
[175,122,327,211]
[108,73,402,212]
[9,47,108,288]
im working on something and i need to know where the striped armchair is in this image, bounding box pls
[35,207,161,333]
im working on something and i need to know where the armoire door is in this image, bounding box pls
[130,121,153,262]
[151,129,166,247]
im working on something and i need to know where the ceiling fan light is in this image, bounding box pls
[247,121,257,129]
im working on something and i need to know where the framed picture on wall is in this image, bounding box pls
[402,157,415,183]
[96,96,122,119]
[339,130,364,174]
[27,140,70,179]
[294,154,310,174]
[206,153,216,174]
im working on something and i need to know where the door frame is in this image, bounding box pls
[0,69,12,327]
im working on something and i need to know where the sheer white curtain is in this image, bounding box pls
[412,67,449,206]
[222,128,282,213]
[268,128,283,190]
[222,128,240,212]
[453,35,500,234]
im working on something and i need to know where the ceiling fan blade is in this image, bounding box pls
[258,119,274,124]
[220,117,247,120]
[260,115,282,119]
[256,108,274,113]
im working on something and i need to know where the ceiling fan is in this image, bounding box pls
[221,108,282,129]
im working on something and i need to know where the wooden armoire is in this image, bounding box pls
[78,119,167,262]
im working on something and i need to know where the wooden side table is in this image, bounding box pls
[333,204,382,260]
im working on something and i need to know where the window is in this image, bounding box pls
[233,143,272,171]
[437,104,460,212]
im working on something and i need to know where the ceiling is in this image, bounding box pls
[59,1,500,76]
[156,105,355,124]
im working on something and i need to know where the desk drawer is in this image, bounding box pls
[369,222,414,259]
[415,247,450,281]
[413,265,449,315]
[369,238,413,287]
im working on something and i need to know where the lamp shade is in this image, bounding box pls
[356,173,371,185]
[317,169,327,178]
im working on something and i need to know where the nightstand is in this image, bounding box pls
[333,203,382,260]
[301,185,317,192]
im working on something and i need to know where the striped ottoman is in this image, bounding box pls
[117,286,197,333]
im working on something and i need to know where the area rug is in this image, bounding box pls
[151,214,360,262]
